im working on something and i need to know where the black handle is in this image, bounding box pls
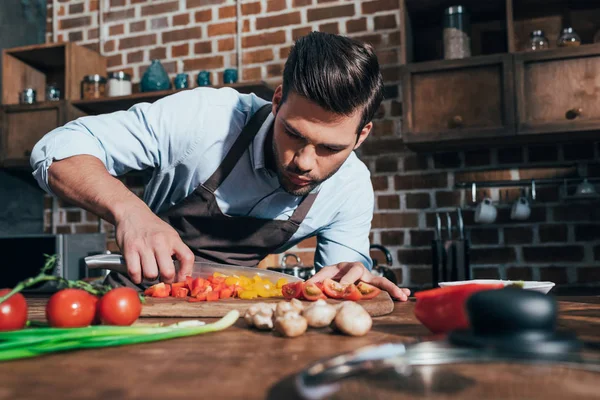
[369,244,393,266]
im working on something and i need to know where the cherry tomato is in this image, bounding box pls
[46,289,98,328]
[342,284,362,301]
[97,287,142,326]
[282,282,303,300]
[356,282,381,300]
[302,283,324,301]
[322,279,346,299]
[0,289,28,331]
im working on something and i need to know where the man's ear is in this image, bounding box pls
[271,85,283,115]
[353,121,373,150]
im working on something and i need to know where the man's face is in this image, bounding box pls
[269,86,372,196]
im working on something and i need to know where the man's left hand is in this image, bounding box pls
[307,262,410,301]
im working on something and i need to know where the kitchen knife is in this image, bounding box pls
[445,212,457,281]
[431,213,445,287]
[84,254,303,282]
[454,208,471,281]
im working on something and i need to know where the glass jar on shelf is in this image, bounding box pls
[557,27,581,47]
[442,5,471,60]
[81,74,107,100]
[527,30,549,51]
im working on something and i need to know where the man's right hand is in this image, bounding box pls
[115,208,195,285]
[46,155,195,285]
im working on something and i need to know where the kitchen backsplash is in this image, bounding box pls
[42,0,600,290]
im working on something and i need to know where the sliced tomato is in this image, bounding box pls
[356,282,381,300]
[322,278,346,299]
[173,287,189,298]
[172,282,186,290]
[302,283,324,301]
[282,282,303,300]
[220,288,233,299]
[143,286,155,296]
[342,284,362,301]
[206,291,220,301]
[315,282,324,292]
[164,284,172,296]
[186,276,194,291]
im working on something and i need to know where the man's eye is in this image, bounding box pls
[323,146,342,153]
[285,130,301,139]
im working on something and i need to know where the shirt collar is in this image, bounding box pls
[251,111,274,171]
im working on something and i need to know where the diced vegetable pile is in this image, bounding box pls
[144,273,382,303]
[144,273,289,302]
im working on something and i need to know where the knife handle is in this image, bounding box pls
[85,254,128,275]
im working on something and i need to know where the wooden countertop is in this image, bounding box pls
[0,296,598,400]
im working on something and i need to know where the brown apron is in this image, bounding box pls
[106,104,318,290]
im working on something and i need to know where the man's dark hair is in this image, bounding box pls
[281,31,384,135]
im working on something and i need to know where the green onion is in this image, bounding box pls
[0,310,239,362]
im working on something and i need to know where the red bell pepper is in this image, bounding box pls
[173,287,189,298]
[414,283,504,334]
[206,291,220,301]
[148,283,170,298]
[220,287,233,299]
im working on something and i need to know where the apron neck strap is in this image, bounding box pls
[289,192,318,225]
[203,104,272,192]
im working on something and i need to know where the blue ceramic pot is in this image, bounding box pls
[197,70,211,87]
[223,69,238,84]
[141,60,171,92]
[174,73,189,89]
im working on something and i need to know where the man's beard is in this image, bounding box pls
[271,138,342,196]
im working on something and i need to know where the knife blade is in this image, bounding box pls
[84,254,303,282]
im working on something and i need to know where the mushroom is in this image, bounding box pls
[275,298,304,317]
[244,303,276,330]
[274,311,308,338]
[333,301,372,336]
[302,299,336,328]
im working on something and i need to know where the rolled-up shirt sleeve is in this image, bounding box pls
[30,88,208,196]
[314,179,375,270]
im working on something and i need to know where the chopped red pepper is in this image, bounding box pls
[206,291,220,301]
[220,287,233,299]
[414,283,504,334]
[149,283,170,298]
[173,287,189,298]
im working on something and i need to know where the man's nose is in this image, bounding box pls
[294,146,316,173]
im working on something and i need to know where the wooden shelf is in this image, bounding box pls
[2,42,106,105]
[71,81,274,115]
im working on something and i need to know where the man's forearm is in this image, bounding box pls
[48,155,150,225]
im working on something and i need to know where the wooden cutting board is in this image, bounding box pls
[141,291,394,318]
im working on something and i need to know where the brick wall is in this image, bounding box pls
[44,0,600,290]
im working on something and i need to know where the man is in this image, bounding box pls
[31,32,410,301]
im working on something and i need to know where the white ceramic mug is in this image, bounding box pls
[475,197,497,224]
[511,196,531,220]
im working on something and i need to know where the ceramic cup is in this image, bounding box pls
[575,179,597,196]
[475,197,497,224]
[223,68,238,84]
[511,196,531,220]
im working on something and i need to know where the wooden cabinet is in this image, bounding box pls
[400,0,600,150]
[515,46,600,136]
[402,55,515,145]
[0,101,86,168]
